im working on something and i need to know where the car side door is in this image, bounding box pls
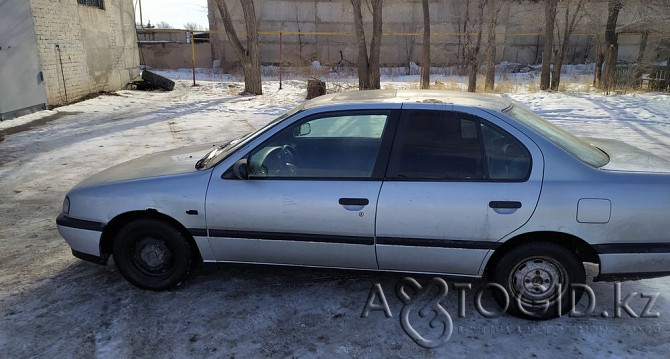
[204,108,399,269]
[375,106,544,276]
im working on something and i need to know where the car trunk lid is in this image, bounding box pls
[586,137,670,173]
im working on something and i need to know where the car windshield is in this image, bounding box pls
[504,105,609,168]
[197,106,303,170]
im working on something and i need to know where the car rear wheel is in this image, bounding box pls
[491,242,585,320]
[113,219,192,290]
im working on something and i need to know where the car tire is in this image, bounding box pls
[113,219,192,290]
[490,242,585,320]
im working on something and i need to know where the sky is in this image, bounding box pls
[136,0,209,30]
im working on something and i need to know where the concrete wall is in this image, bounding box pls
[29,0,140,106]
[139,42,213,69]
[207,0,657,68]
[207,0,576,67]
[137,30,190,43]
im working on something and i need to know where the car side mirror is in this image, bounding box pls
[232,158,249,180]
[293,123,311,137]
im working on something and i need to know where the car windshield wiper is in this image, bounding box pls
[195,134,250,170]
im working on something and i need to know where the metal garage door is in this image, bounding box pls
[0,0,47,120]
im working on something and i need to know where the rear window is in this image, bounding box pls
[504,105,609,168]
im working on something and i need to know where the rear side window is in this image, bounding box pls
[481,122,531,180]
[387,110,530,181]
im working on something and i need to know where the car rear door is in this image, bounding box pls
[204,109,398,269]
[375,106,544,276]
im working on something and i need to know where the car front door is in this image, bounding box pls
[205,109,398,269]
[375,106,544,276]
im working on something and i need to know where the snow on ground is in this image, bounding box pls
[1,72,670,358]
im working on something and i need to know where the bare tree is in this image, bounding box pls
[640,1,670,64]
[453,1,468,73]
[292,3,311,64]
[601,0,623,92]
[183,22,204,31]
[154,21,172,29]
[550,0,586,91]
[400,5,420,75]
[540,0,558,90]
[214,0,262,95]
[463,0,486,92]
[581,3,604,86]
[636,30,649,64]
[351,0,383,90]
[421,0,430,89]
[594,34,604,87]
[484,0,502,91]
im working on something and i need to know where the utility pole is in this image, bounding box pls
[138,0,144,28]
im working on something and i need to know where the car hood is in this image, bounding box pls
[74,144,218,189]
[586,137,670,173]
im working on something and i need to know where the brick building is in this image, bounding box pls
[0,0,140,120]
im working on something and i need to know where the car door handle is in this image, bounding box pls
[339,198,369,206]
[489,201,522,209]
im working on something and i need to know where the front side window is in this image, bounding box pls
[198,106,303,170]
[388,110,531,181]
[248,112,389,178]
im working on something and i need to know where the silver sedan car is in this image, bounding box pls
[57,90,670,319]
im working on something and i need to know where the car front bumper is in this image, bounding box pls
[56,213,108,265]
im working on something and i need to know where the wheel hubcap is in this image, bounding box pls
[510,257,567,306]
[133,237,172,274]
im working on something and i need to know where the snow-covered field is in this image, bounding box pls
[1,73,669,358]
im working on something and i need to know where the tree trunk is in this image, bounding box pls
[595,51,604,87]
[466,0,485,93]
[484,0,498,91]
[601,0,623,92]
[467,62,478,92]
[540,0,558,91]
[637,31,649,64]
[369,0,383,89]
[550,49,564,91]
[306,79,326,99]
[214,0,262,95]
[593,35,603,87]
[459,1,471,75]
[241,59,262,95]
[350,0,383,90]
[350,0,369,89]
[420,0,430,89]
[550,0,584,91]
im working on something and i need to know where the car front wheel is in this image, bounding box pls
[491,242,585,320]
[113,219,192,290]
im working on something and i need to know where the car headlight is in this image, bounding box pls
[63,196,70,215]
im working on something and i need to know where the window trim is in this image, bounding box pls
[232,109,400,181]
[385,110,532,183]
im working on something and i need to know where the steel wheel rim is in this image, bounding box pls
[508,256,568,309]
[132,236,174,276]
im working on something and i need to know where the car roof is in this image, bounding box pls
[302,89,512,112]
